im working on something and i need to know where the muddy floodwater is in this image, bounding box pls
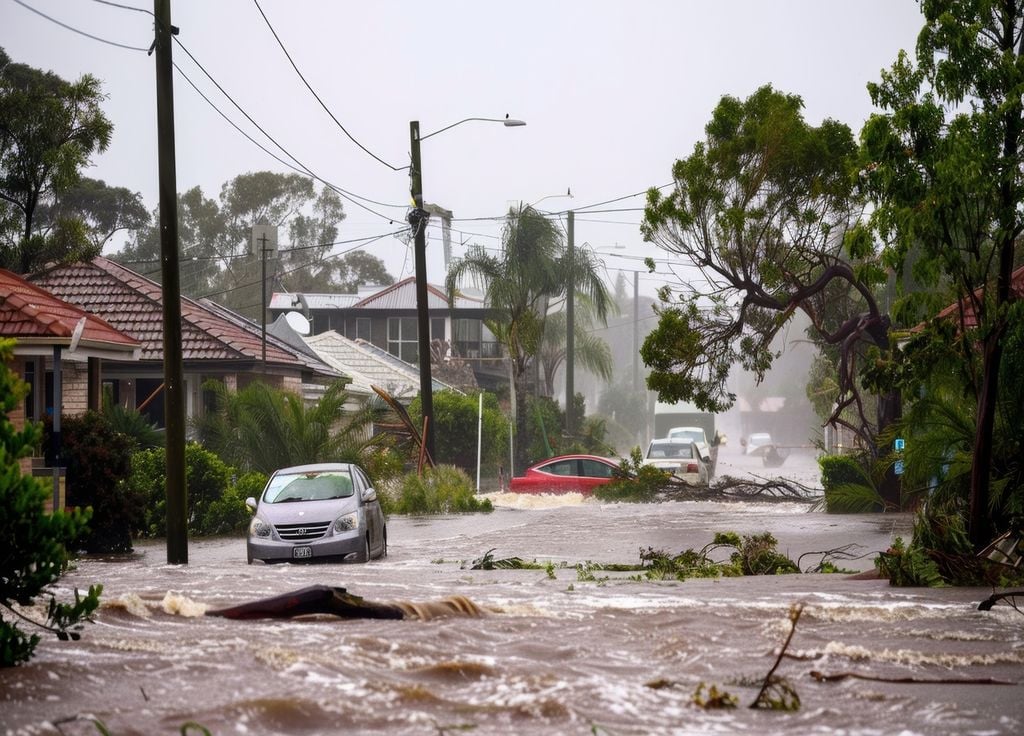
[3,451,1023,735]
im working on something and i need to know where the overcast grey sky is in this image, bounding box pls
[2,0,925,298]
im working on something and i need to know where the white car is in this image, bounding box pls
[745,432,774,455]
[643,438,709,486]
[245,463,387,564]
[666,426,712,465]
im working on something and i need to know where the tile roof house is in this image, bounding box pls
[28,256,341,427]
[928,264,1024,330]
[1,269,141,511]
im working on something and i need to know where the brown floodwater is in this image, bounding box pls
[2,451,1022,735]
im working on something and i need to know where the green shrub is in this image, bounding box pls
[58,411,143,553]
[201,471,266,536]
[594,448,667,503]
[390,465,493,514]
[408,390,509,474]
[819,453,882,513]
[1,339,100,666]
[130,443,235,537]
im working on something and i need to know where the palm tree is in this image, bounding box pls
[537,306,614,398]
[445,204,611,471]
[191,380,384,474]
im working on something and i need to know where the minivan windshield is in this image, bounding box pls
[263,470,354,503]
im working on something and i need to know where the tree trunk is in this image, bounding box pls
[875,388,903,509]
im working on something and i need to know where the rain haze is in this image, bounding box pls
[1,0,927,449]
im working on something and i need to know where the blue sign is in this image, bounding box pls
[894,438,905,452]
[894,459,905,476]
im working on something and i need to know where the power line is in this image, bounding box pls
[169,37,405,222]
[172,62,404,214]
[24,0,405,219]
[12,0,149,51]
[198,230,404,301]
[251,0,402,171]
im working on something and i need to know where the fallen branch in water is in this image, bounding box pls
[810,670,1016,686]
[977,590,1024,613]
[658,474,823,503]
[205,585,484,621]
[750,602,804,710]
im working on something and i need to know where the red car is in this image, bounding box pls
[509,454,623,495]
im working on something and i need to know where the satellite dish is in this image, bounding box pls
[284,311,311,336]
[69,317,87,353]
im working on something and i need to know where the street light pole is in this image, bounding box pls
[408,120,435,464]
[407,116,526,466]
[565,210,575,436]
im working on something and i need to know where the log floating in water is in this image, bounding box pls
[205,584,484,621]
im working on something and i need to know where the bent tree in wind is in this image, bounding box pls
[641,85,902,505]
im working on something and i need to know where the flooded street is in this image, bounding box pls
[3,452,1023,735]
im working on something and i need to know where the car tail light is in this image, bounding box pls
[686,463,699,474]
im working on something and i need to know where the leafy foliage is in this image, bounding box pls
[859,2,1024,546]
[387,465,493,515]
[100,393,164,449]
[641,84,898,458]
[637,531,800,581]
[112,172,394,317]
[0,339,100,666]
[819,453,882,512]
[191,379,393,477]
[0,48,112,273]
[594,447,667,503]
[129,443,257,537]
[57,411,143,554]
[408,390,508,475]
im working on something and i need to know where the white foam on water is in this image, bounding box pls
[818,640,1024,667]
[102,592,152,618]
[161,590,208,617]
[485,491,592,509]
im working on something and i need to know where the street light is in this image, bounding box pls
[409,116,526,464]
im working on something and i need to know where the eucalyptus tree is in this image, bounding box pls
[859,0,1024,547]
[446,204,611,471]
[0,48,112,273]
[641,85,902,504]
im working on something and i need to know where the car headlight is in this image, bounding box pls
[334,511,359,533]
[249,517,272,538]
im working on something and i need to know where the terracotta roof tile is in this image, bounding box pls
[29,257,300,365]
[0,268,139,349]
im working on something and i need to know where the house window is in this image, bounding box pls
[454,318,499,359]
[431,317,445,342]
[387,316,418,363]
[454,318,481,358]
[355,317,371,341]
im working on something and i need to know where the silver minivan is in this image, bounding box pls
[245,463,387,564]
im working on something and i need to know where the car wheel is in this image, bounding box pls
[246,549,253,565]
[354,534,370,563]
[380,526,387,559]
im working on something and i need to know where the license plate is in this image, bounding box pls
[292,546,312,559]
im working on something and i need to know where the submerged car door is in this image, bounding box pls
[354,467,383,556]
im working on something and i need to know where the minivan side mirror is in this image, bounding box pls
[362,488,377,503]
[245,497,257,511]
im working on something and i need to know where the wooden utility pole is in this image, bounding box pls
[154,0,188,564]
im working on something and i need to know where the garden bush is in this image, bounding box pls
[388,464,493,514]
[58,411,144,553]
[819,453,881,513]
